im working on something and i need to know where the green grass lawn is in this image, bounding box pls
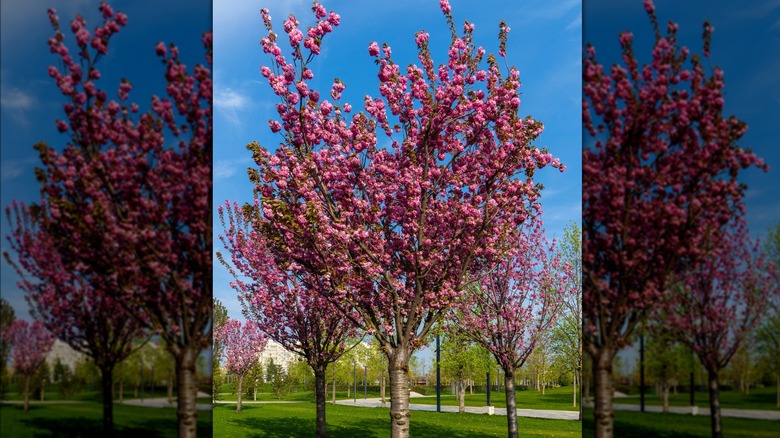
[217,386,578,411]
[0,402,212,437]
[614,386,780,411]
[213,402,580,437]
[409,386,579,411]
[582,408,780,438]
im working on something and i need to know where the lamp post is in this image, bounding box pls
[436,335,441,413]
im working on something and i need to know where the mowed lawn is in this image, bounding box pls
[410,386,579,411]
[218,386,578,412]
[582,408,780,438]
[612,386,780,411]
[0,402,212,437]
[213,402,580,437]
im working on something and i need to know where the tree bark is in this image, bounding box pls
[120,380,124,404]
[458,378,465,413]
[573,372,577,408]
[23,375,30,413]
[504,370,518,438]
[100,364,115,436]
[237,375,243,413]
[708,370,723,438]
[314,366,327,438]
[776,372,779,408]
[593,347,615,438]
[168,373,174,406]
[661,378,669,413]
[388,349,412,438]
[381,373,386,408]
[174,345,199,438]
[332,378,336,405]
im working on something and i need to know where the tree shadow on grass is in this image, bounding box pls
[582,416,701,438]
[20,417,173,438]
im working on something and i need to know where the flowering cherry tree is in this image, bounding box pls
[582,1,766,436]
[663,222,777,438]
[14,4,213,436]
[4,201,145,434]
[1,320,54,413]
[219,201,360,437]
[248,3,562,436]
[453,218,571,438]
[214,319,267,413]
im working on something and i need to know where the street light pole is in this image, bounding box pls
[436,335,441,413]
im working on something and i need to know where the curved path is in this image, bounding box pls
[583,401,780,421]
[333,397,580,420]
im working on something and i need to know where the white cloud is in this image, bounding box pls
[214,157,252,180]
[526,0,580,19]
[0,156,38,181]
[215,87,248,110]
[1,87,35,110]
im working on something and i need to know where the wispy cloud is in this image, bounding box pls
[215,88,248,110]
[1,87,35,110]
[527,0,580,19]
[565,15,582,31]
[0,156,38,181]
[214,156,253,180]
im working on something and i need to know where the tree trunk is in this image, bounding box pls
[314,366,327,438]
[40,384,44,401]
[237,374,243,413]
[254,381,257,402]
[388,349,412,438]
[458,378,465,413]
[120,380,124,404]
[504,369,518,438]
[708,370,723,438]
[573,372,577,408]
[469,379,473,395]
[99,364,115,436]
[661,378,669,413]
[332,378,336,405]
[168,373,174,406]
[23,375,30,413]
[174,345,199,438]
[776,372,779,408]
[593,347,615,438]
[381,373,386,408]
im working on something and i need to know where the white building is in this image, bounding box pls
[258,339,296,371]
[45,339,85,372]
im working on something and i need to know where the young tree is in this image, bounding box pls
[266,359,290,400]
[214,319,267,413]
[582,2,767,436]
[0,298,14,400]
[2,320,55,412]
[663,223,776,438]
[454,218,572,438]
[219,201,360,438]
[212,299,228,402]
[18,5,213,436]
[5,201,146,434]
[249,3,562,436]
[438,335,482,413]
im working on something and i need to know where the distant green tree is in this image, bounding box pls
[212,299,228,402]
[267,359,290,400]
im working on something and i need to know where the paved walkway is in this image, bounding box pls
[333,397,580,420]
[583,402,780,421]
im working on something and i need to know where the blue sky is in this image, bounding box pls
[0,0,211,319]
[585,0,780,368]
[213,0,582,365]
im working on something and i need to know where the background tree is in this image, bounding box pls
[21,5,213,436]
[552,222,582,415]
[582,1,767,436]
[212,299,228,402]
[454,218,572,438]
[664,223,776,438]
[214,318,267,413]
[245,361,265,401]
[439,335,481,413]
[644,332,687,412]
[0,298,14,400]
[1,319,55,412]
[219,200,361,437]
[266,359,291,400]
[250,3,562,436]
